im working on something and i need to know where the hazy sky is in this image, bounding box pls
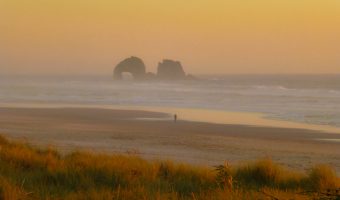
[1,0,340,75]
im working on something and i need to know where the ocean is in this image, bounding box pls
[1,74,340,128]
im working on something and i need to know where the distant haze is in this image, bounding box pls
[1,0,340,75]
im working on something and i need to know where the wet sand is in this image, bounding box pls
[0,107,340,172]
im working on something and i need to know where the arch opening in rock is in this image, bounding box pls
[121,72,134,81]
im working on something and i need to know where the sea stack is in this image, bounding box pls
[157,59,186,80]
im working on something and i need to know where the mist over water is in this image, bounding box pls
[1,74,340,127]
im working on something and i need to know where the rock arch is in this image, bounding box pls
[113,56,146,80]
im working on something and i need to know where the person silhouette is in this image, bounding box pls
[174,114,177,123]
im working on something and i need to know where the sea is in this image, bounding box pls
[0,74,340,128]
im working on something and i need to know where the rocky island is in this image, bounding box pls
[113,56,195,80]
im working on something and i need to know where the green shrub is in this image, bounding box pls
[215,162,233,190]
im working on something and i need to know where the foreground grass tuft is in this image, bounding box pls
[235,159,283,186]
[0,135,339,199]
[308,164,339,191]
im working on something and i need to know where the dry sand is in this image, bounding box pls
[0,107,340,173]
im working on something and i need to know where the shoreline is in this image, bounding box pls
[0,106,339,173]
[1,102,340,134]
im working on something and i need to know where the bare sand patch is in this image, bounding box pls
[0,106,339,173]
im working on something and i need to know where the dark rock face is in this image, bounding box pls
[113,57,146,80]
[157,59,186,80]
[114,57,194,81]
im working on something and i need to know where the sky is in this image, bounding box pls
[1,0,340,75]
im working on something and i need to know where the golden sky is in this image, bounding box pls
[1,0,340,74]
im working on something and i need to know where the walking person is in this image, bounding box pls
[174,114,177,123]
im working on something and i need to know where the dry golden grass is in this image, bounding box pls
[234,159,306,189]
[308,164,339,191]
[0,135,339,200]
[0,176,28,200]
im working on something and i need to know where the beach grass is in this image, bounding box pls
[0,135,339,200]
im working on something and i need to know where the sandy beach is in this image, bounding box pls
[0,106,340,173]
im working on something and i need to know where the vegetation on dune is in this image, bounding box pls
[0,135,339,200]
